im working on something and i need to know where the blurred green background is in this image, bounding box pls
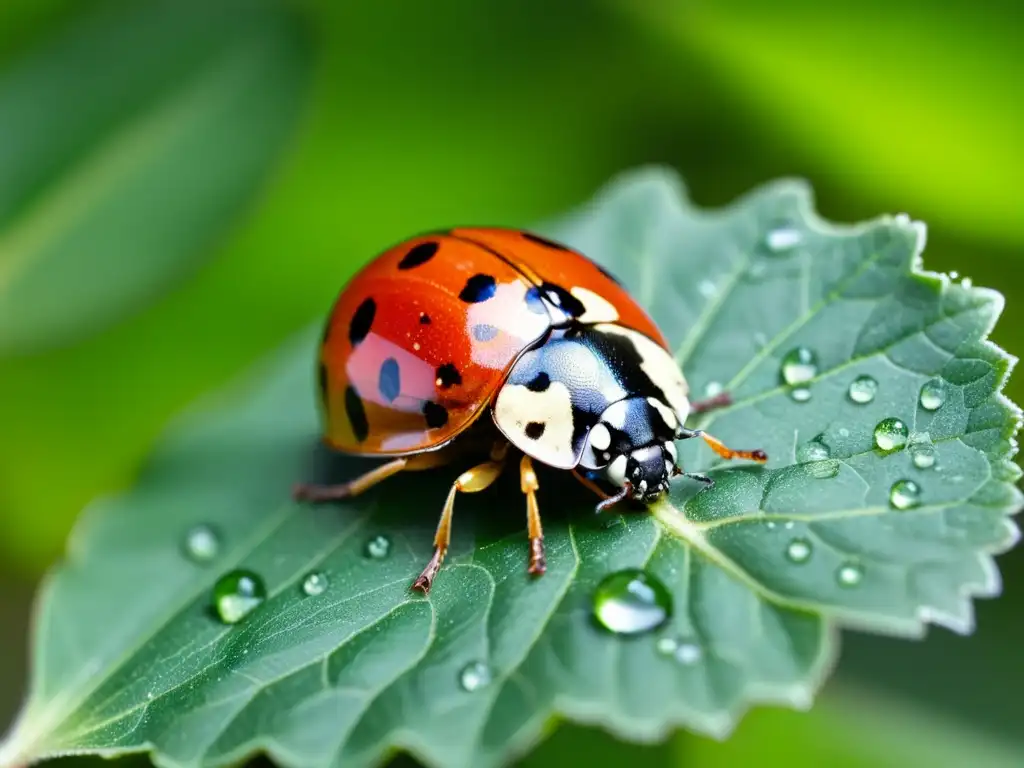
[1,0,1021,765]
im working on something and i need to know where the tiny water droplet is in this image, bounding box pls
[961,277,973,289]
[837,562,864,587]
[675,642,702,665]
[797,438,831,463]
[766,521,777,530]
[459,661,492,692]
[786,538,813,564]
[889,479,921,510]
[703,380,724,398]
[183,525,220,562]
[873,417,909,452]
[593,569,672,636]
[656,637,678,655]
[784,521,794,530]
[302,571,329,596]
[780,347,818,386]
[838,427,850,438]
[364,534,392,559]
[919,379,946,411]
[790,386,812,403]
[753,331,768,349]
[764,223,803,253]
[910,442,937,469]
[212,569,266,624]
[847,375,878,404]
[949,271,960,280]
[698,279,717,298]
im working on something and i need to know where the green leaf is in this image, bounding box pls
[2,169,1019,768]
[0,0,310,355]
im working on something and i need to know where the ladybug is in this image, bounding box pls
[295,228,766,593]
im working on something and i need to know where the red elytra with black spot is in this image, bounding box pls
[317,227,667,456]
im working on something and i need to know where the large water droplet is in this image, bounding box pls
[847,375,878,404]
[780,347,818,386]
[459,661,492,692]
[873,417,909,452]
[302,571,329,597]
[212,569,266,624]
[919,379,946,411]
[764,223,803,253]
[593,569,672,636]
[889,479,921,510]
[183,524,220,563]
[836,562,864,587]
[786,538,813,564]
[364,534,391,559]
[910,441,937,469]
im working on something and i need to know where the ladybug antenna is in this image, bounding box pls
[595,482,632,514]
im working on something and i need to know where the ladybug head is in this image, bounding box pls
[584,396,681,506]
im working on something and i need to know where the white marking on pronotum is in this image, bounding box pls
[493,380,576,468]
[596,323,691,423]
[570,286,620,324]
[589,423,611,451]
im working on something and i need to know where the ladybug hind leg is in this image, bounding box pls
[412,442,509,594]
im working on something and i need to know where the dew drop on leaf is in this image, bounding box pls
[847,375,878,404]
[873,417,909,452]
[301,572,329,597]
[212,569,266,624]
[656,637,678,655]
[763,222,803,253]
[675,642,702,665]
[797,438,831,463]
[459,661,492,692]
[919,379,947,411]
[780,346,818,386]
[790,386,812,403]
[836,562,864,587]
[183,524,220,563]
[364,534,391,559]
[889,479,921,510]
[785,538,813,564]
[703,380,724,398]
[910,441,937,469]
[698,279,717,298]
[593,569,672,636]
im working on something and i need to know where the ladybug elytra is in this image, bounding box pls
[295,228,766,593]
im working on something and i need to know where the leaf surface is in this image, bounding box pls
[2,169,1019,768]
[0,0,310,355]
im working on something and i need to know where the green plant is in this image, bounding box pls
[2,168,1019,768]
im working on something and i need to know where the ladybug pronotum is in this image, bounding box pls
[295,228,766,593]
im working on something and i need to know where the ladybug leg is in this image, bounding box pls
[676,427,768,464]
[519,456,546,576]
[688,391,733,414]
[292,457,410,502]
[412,451,507,594]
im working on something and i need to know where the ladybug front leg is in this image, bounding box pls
[412,445,508,594]
[677,426,767,464]
[519,456,546,576]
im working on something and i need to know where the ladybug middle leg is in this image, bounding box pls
[412,442,509,594]
[519,455,546,576]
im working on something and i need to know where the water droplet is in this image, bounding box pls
[889,479,921,510]
[183,525,220,563]
[459,661,492,692]
[698,279,717,298]
[786,538,813,564]
[789,386,812,403]
[847,375,878,404]
[602,515,624,530]
[753,331,768,349]
[703,380,724,398]
[949,270,960,280]
[675,643,702,665]
[764,223,803,253]
[806,459,839,479]
[836,562,864,587]
[873,417,909,452]
[784,521,795,530]
[797,438,831,463]
[919,379,946,411]
[961,277,973,289]
[910,442,937,469]
[364,534,391,559]
[766,521,777,529]
[780,347,818,386]
[593,569,672,636]
[656,637,678,655]
[302,572,329,596]
[838,427,850,438]
[212,569,266,624]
